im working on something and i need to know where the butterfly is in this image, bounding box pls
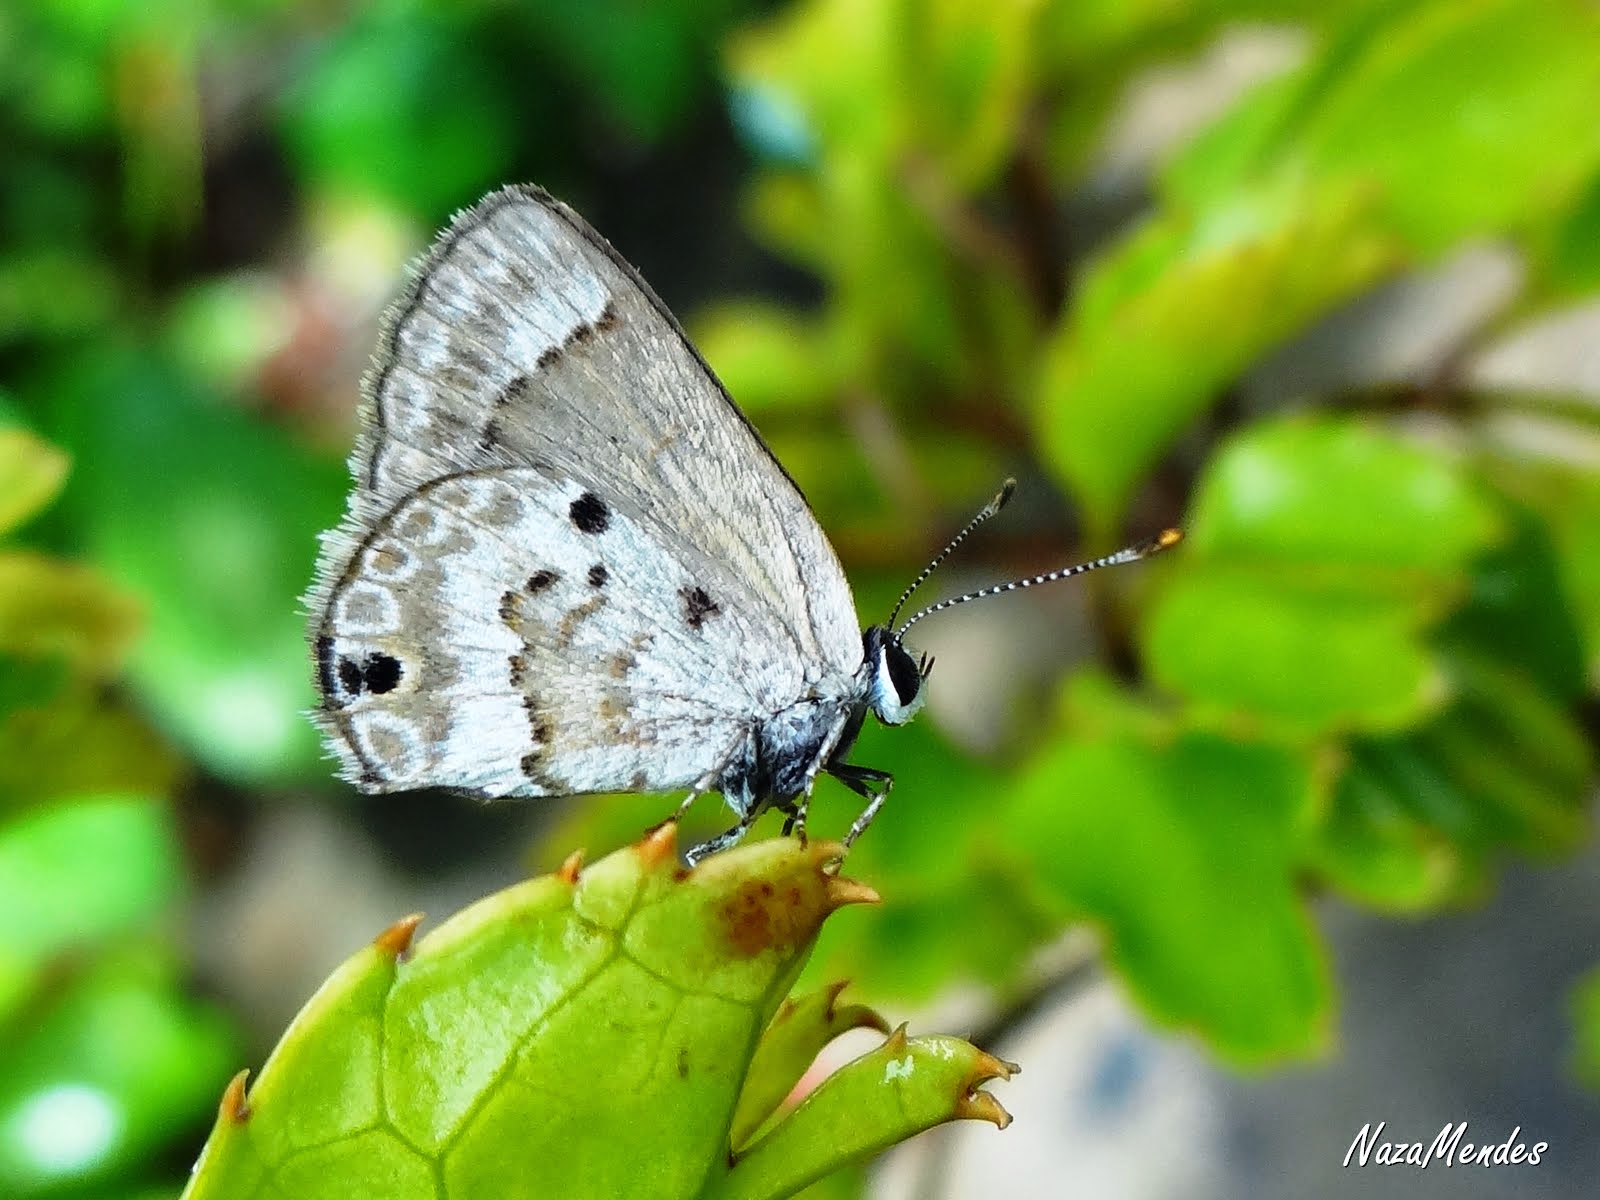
[307,185,1180,864]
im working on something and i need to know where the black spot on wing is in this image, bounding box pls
[680,585,720,630]
[528,569,560,591]
[570,492,610,534]
[331,651,404,698]
[363,653,403,695]
[587,563,608,588]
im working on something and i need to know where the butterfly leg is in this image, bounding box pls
[786,786,813,846]
[828,764,895,849]
[673,782,712,822]
[684,809,765,867]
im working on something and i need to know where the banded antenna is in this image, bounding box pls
[895,526,1183,638]
[886,478,1017,630]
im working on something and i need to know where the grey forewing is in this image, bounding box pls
[337,184,861,682]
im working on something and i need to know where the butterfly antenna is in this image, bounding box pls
[886,478,1018,629]
[896,527,1183,637]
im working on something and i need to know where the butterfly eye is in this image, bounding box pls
[878,640,921,707]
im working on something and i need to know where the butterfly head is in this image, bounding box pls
[863,625,931,726]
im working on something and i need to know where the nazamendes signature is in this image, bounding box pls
[1344,1121,1548,1169]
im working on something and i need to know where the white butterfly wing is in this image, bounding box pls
[353,185,858,678]
[308,186,862,797]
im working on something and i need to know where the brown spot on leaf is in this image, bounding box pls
[716,877,821,959]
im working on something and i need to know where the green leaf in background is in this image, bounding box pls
[183,828,1014,1200]
[0,693,181,812]
[0,948,235,1198]
[1143,415,1500,736]
[897,0,1040,189]
[1542,169,1600,294]
[42,346,347,786]
[0,428,69,536]
[1167,0,1600,252]
[1147,571,1442,735]
[0,795,181,978]
[1006,725,1329,1062]
[518,0,748,144]
[1045,0,1600,531]
[692,302,842,416]
[0,552,142,679]
[1305,504,1591,907]
[279,8,517,217]
[729,0,1039,396]
[1036,178,1402,531]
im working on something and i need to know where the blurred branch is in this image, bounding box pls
[1005,110,1069,322]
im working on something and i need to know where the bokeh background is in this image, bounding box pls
[4,0,1600,1196]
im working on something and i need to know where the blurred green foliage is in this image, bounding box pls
[4,0,1600,1193]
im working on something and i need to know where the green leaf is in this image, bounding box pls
[1036,178,1402,531]
[1005,729,1329,1062]
[1144,416,1500,735]
[0,691,182,811]
[708,1027,1017,1200]
[0,795,182,976]
[730,982,888,1150]
[1438,501,1588,700]
[1541,168,1600,294]
[691,302,840,415]
[1306,511,1592,908]
[183,829,1014,1200]
[1146,569,1442,735]
[279,10,515,216]
[1305,758,1468,912]
[0,429,69,537]
[0,551,142,678]
[898,0,1040,187]
[0,949,236,1197]
[1168,0,1600,253]
[42,346,346,785]
[1182,417,1499,575]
